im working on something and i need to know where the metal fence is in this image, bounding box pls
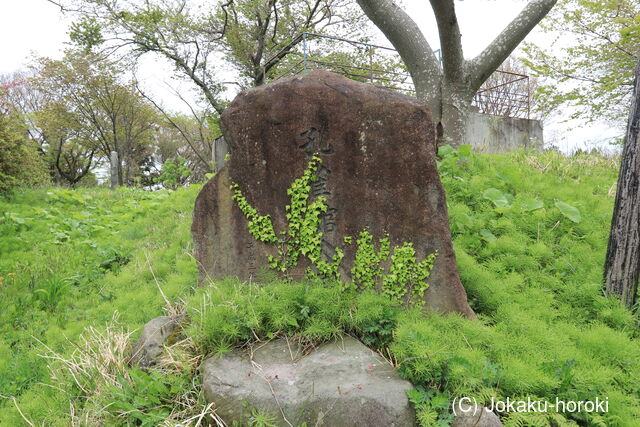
[472,69,531,119]
[266,33,531,119]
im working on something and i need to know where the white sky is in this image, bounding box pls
[0,0,622,152]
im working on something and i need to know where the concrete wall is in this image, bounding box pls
[466,112,543,153]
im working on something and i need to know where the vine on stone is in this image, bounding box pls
[231,156,438,306]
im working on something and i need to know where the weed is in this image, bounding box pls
[33,276,69,312]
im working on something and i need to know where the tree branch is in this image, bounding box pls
[467,0,558,94]
[356,0,443,116]
[429,0,464,82]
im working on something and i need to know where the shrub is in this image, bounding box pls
[0,112,49,193]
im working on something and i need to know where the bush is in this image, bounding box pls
[0,112,49,193]
[155,156,192,189]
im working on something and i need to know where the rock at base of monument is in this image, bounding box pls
[129,315,182,369]
[202,336,416,426]
[452,404,503,427]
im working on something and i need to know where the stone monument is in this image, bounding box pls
[192,71,474,317]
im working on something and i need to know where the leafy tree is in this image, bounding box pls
[153,112,218,183]
[155,156,192,189]
[356,0,558,146]
[35,100,96,186]
[136,84,218,181]
[523,0,640,126]
[53,0,368,115]
[3,70,102,186]
[0,108,49,192]
[0,72,49,155]
[31,53,160,186]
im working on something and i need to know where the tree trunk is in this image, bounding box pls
[356,0,557,149]
[438,80,473,147]
[604,59,640,309]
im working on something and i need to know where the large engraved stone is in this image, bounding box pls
[192,71,474,316]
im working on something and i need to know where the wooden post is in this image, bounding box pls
[604,59,640,308]
[110,151,120,189]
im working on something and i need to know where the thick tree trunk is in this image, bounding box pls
[439,80,473,147]
[604,59,640,309]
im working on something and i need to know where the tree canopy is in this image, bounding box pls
[0,106,49,192]
[55,0,369,114]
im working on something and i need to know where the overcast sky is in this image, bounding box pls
[0,0,622,151]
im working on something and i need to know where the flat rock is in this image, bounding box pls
[192,70,473,316]
[202,336,416,426]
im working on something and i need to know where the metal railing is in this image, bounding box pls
[472,69,531,119]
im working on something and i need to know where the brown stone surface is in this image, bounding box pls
[192,70,474,317]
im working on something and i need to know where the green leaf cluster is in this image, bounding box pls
[406,387,454,427]
[104,368,188,426]
[351,230,390,290]
[232,159,438,304]
[522,0,640,125]
[230,183,278,244]
[0,111,49,193]
[155,156,192,189]
[382,243,437,307]
[231,155,341,277]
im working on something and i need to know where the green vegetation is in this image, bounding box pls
[523,0,639,125]
[0,186,200,424]
[1,149,639,426]
[156,156,192,190]
[0,111,49,192]
[231,155,342,276]
[350,230,390,290]
[187,278,399,356]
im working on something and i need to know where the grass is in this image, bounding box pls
[0,148,639,426]
[0,186,200,425]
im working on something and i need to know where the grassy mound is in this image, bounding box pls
[1,149,638,426]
